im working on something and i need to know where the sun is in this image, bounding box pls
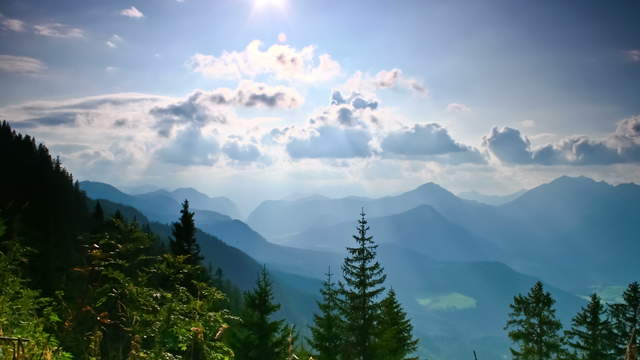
[253,0,286,11]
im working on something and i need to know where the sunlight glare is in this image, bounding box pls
[254,0,286,11]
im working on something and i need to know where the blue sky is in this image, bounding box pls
[1,0,639,211]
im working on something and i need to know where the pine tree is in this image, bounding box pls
[610,282,640,359]
[170,199,202,266]
[229,267,288,360]
[374,288,419,360]
[309,267,343,360]
[505,281,565,360]
[339,210,386,360]
[565,293,616,360]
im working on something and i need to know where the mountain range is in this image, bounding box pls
[79,176,640,359]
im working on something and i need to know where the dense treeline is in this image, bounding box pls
[505,280,639,360]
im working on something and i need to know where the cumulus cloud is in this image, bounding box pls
[33,23,84,38]
[223,140,262,162]
[382,123,471,156]
[188,40,341,82]
[0,55,46,75]
[483,116,640,165]
[120,6,144,19]
[155,125,220,166]
[482,127,535,164]
[446,103,471,113]
[150,81,302,136]
[287,125,372,159]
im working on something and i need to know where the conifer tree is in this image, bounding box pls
[505,281,565,360]
[566,293,616,360]
[374,288,419,360]
[229,267,288,360]
[309,267,343,360]
[93,201,104,224]
[339,210,386,360]
[170,199,202,266]
[610,282,640,359]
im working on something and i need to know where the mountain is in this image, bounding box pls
[376,243,584,360]
[90,198,322,328]
[280,205,500,262]
[457,189,526,205]
[488,176,640,291]
[80,181,241,220]
[249,182,494,238]
[167,187,241,219]
[80,180,339,279]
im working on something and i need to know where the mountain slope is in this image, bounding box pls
[248,182,495,238]
[280,205,500,262]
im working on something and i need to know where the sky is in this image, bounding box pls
[1,0,640,212]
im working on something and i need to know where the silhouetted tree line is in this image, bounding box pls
[505,280,639,360]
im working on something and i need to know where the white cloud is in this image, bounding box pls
[520,119,536,128]
[188,40,341,82]
[341,69,427,97]
[624,49,640,62]
[2,17,26,32]
[33,23,84,38]
[0,55,46,75]
[446,103,471,113]
[120,6,145,19]
[483,116,640,165]
[106,34,124,48]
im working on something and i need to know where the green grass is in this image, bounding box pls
[416,292,477,311]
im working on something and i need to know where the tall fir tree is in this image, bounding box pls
[610,282,640,359]
[374,288,419,360]
[170,199,202,266]
[229,267,288,360]
[339,210,387,360]
[93,200,104,224]
[565,293,616,360]
[308,267,343,360]
[505,281,565,360]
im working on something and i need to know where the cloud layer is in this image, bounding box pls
[189,40,341,82]
[0,55,47,74]
[483,117,640,165]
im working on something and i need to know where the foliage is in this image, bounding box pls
[228,267,288,360]
[0,218,72,359]
[56,218,234,359]
[170,200,202,266]
[339,210,387,360]
[374,288,419,360]
[505,281,565,360]
[565,293,616,360]
[308,268,343,360]
[610,282,640,359]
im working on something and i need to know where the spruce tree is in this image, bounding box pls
[610,282,640,359]
[374,288,419,360]
[339,210,386,360]
[93,200,104,225]
[505,281,565,360]
[229,267,288,360]
[309,267,343,360]
[170,199,202,266]
[566,293,616,360]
